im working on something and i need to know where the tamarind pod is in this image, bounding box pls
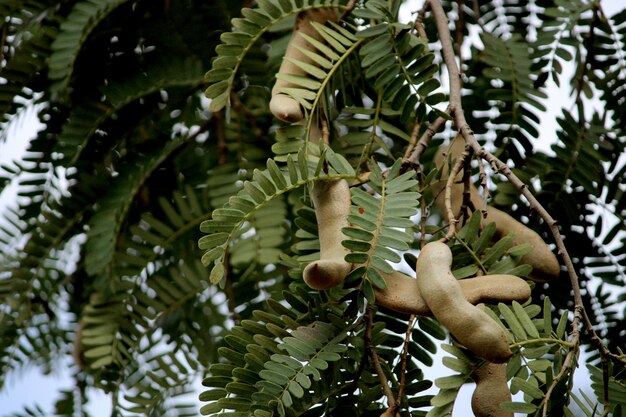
[375,271,530,316]
[414,241,512,363]
[471,362,513,417]
[270,95,304,124]
[269,8,338,123]
[433,138,560,282]
[459,274,531,304]
[303,178,352,289]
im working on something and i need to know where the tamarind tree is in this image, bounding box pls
[1,0,625,416]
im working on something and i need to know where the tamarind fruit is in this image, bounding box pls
[414,241,512,363]
[471,362,513,417]
[269,8,338,123]
[432,137,560,282]
[303,178,353,290]
[375,270,530,316]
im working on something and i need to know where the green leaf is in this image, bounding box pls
[499,303,527,340]
[418,78,441,96]
[511,377,543,399]
[356,23,389,39]
[244,181,267,203]
[210,263,225,284]
[508,243,533,257]
[430,388,457,407]
[556,310,569,339]
[342,240,372,252]
[212,208,245,221]
[457,211,482,243]
[442,356,471,373]
[275,73,322,91]
[84,345,112,358]
[310,358,328,370]
[345,253,369,264]
[285,57,327,79]
[435,375,467,389]
[253,169,278,195]
[299,33,340,61]
[543,296,553,338]
[483,234,515,267]
[201,246,225,266]
[370,255,393,274]
[512,301,540,339]
[499,402,538,413]
[366,267,387,289]
[347,214,377,231]
[342,227,374,241]
[287,380,305,398]
[259,370,290,386]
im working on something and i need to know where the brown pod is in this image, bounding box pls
[269,8,338,123]
[414,242,512,363]
[375,271,531,316]
[303,179,352,289]
[432,137,560,282]
[471,362,513,417]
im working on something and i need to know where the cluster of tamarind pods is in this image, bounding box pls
[268,8,561,417]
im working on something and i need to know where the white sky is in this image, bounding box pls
[1,1,624,415]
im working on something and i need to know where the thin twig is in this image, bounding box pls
[405,116,447,165]
[212,107,238,323]
[460,142,473,225]
[213,110,227,165]
[366,307,396,409]
[454,0,465,75]
[441,144,470,242]
[0,24,6,66]
[222,251,241,325]
[541,333,580,415]
[230,92,264,141]
[477,158,489,219]
[419,172,428,249]
[340,0,357,20]
[403,120,421,160]
[415,1,431,39]
[471,0,480,20]
[320,113,330,145]
[396,315,416,406]
[574,3,598,108]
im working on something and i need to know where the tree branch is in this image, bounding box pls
[441,143,470,242]
[423,0,626,411]
[396,315,416,406]
[403,120,421,160]
[405,116,447,166]
[366,307,397,412]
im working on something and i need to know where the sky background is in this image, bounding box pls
[1,0,624,415]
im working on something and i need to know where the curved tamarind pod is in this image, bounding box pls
[432,138,560,282]
[415,241,512,363]
[303,178,352,290]
[269,8,338,123]
[471,362,513,417]
[375,271,531,316]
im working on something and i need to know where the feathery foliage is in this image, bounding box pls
[0,0,624,416]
